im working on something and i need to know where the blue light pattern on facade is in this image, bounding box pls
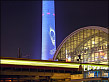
[42,0,56,60]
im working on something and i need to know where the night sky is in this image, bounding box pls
[1,1,108,59]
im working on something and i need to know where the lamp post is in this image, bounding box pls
[77,55,83,73]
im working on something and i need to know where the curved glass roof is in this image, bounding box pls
[53,26,108,65]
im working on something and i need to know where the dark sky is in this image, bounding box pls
[1,1,108,59]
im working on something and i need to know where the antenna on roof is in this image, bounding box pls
[18,48,21,58]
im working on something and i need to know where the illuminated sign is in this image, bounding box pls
[83,65,108,71]
[85,70,109,78]
[42,0,56,60]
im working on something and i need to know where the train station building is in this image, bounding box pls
[53,26,108,65]
[0,26,109,82]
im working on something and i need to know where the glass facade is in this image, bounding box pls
[54,27,108,64]
[83,70,109,82]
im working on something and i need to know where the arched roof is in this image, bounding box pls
[53,26,108,60]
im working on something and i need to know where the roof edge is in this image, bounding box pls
[53,26,108,60]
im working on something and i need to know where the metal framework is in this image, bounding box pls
[53,26,108,65]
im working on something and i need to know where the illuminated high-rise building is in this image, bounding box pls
[42,0,56,60]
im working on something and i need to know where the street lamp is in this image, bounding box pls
[77,55,83,73]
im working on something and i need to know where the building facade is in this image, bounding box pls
[53,26,108,65]
[42,0,56,60]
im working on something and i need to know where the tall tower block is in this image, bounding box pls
[42,0,56,60]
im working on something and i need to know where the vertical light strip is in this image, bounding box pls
[42,0,56,60]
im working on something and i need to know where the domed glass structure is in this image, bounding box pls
[53,26,108,64]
